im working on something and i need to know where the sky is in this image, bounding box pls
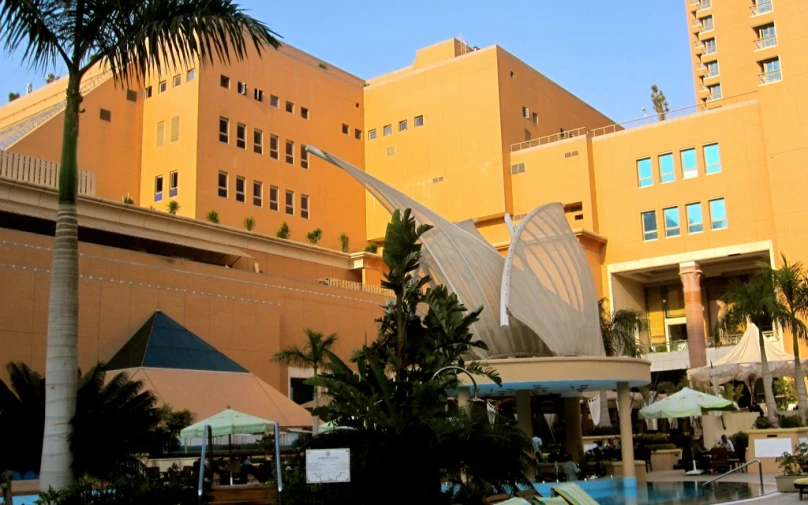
[0,1,695,123]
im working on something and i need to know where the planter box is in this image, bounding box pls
[603,461,647,483]
[651,449,682,472]
[775,474,806,493]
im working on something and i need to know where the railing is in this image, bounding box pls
[754,35,777,50]
[697,0,711,10]
[694,41,705,52]
[704,44,717,55]
[750,1,773,16]
[701,459,764,496]
[317,277,394,297]
[689,0,700,6]
[759,70,782,84]
[0,150,96,195]
[700,22,714,33]
[510,126,588,152]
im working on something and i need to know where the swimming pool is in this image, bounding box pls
[588,481,762,505]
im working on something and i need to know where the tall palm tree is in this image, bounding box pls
[0,0,279,491]
[769,256,808,423]
[272,329,338,434]
[650,84,670,121]
[597,298,646,427]
[719,273,786,427]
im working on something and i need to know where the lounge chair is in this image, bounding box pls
[551,483,599,505]
[483,496,530,505]
[794,477,808,499]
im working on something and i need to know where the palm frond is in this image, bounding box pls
[0,0,69,71]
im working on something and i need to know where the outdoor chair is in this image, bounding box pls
[708,447,730,474]
[794,477,808,499]
[551,483,599,505]
[483,494,514,504]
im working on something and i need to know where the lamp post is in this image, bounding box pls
[432,365,483,403]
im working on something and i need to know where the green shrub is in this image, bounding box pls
[206,210,219,224]
[364,242,379,253]
[37,471,196,505]
[166,200,180,215]
[754,416,772,429]
[306,228,323,244]
[277,222,290,239]
[583,425,620,436]
[780,415,805,428]
[646,443,678,451]
[244,216,255,231]
[121,195,134,204]
[338,233,350,253]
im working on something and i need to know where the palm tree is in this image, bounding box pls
[276,221,290,239]
[206,210,220,224]
[719,273,786,427]
[338,232,350,253]
[243,216,255,231]
[272,329,338,434]
[768,256,808,423]
[651,84,670,121]
[597,298,646,427]
[0,1,279,491]
[306,228,323,244]
[166,200,180,214]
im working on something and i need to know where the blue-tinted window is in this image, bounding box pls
[664,207,680,237]
[642,211,658,241]
[154,175,163,202]
[687,203,704,233]
[710,198,728,229]
[704,143,721,174]
[681,148,698,179]
[637,158,653,187]
[659,153,675,183]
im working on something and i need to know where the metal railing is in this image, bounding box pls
[707,89,723,101]
[700,22,714,33]
[759,70,782,84]
[694,41,705,52]
[704,44,717,55]
[750,1,773,16]
[697,0,711,10]
[701,459,764,496]
[317,277,394,297]
[755,35,777,50]
[510,126,588,152]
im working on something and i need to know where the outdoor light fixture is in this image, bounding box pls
[431,365,483,402]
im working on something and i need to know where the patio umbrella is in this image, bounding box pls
[638,387,738,419]
[180,408,275,438]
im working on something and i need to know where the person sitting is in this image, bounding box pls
[245,472,261,486]
[719,434,735,453]
[563,454,580,482]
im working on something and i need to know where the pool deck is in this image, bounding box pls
[648,470,796,505]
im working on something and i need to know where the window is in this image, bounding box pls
[301,107,309,119]
[254,88,263,101]
[637,157,653,188]
[383,124,392,136]
[511,163,525,174]
[170,116,180,142]
[253,181,262,207]
[285,190,294,215]
[236,176,245,202]
[707,83,722,101]
[681,148,698,179]
[751,0,773,15]
[301,145,309,169]
[218,171,228,198]
[269,186,278,211]
[270,95,279,107]
[144,86,153,98]
[342,123,349,135]
[659,153,675,183]
[756,23,777,49]
[173,74,181,87]
[220,75,230,88]
[706,61,720,78]
[253,129,263,154]
[236,123,246,149]
[701,15,714,31]
[760,57,782,84]
[154,175,163,202]
[270,134,279,159]
[709,198,727,229]
[219,117,229,143]
[524,129,531,141]
[126,89,137,102]
[686,202,704,233]
[531,112,539,124]
[399,120,408,132]
[301,194,310,219]
[414,115,424,127]
[99,108,111,122]
[641,211,658,241]
[159,80,167,93]
[704,38,717,55]
[354,128,362,140]
[703,143,721,174]
[369,129,377,140]
[187,69,195,81]
[237,81,247,95]
[169,171,178,197]
[522,106,530,119]
[285,139,294,164]
[664,207,681,237]
[156,121,165,147]
[285,101,294,113]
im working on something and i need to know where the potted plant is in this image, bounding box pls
[775,443,808,492]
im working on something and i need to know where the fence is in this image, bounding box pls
[0,149,96,195]
[317,277,394,297]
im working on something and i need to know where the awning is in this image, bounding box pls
[0,199,252,260]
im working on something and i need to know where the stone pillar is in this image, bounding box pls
[516,391,533,438]
[617,381,636,479]
[563,396,583,461]
[457,388,471,411]
[680,261,707,368]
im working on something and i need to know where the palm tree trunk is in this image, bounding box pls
[793,334,808,424]
[598,390,611,427]
[759,332,779,427]
[39,75,82,492]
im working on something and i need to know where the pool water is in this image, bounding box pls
[592,481,761,505]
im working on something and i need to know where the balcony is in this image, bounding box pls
[707,88,723,101]
[317,277,394,297]
[759,69,782,85]
[697,0,711,10]
[754,35,777,50]
[689,0,701,10]
[705,67,720,79]
[691,20,702,32]
[0,150,96,196]
[750,1,773,16]
[695,63,708,75]
[693,41,705,54]
[703,44,717,56]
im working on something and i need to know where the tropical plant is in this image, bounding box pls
[206,210,220,224]
[121,195,134,204]
[309,209,530,505]
[364,242,379,253]
[774,378,798,412]
[306,228,323,244]
[0,1,279,490]
[338,232,349,253]
[147,406,194,456]
[45,73,58,84]
[8,91,19,102]
[317,62,327,70]
[768,256,808,423]
[720,383,745,403]
[719,273,786,427]
[597,298,646,426]
[277,221,290,239]
[166,200,180,215]
[272,330,338,434]
[243,216,255,231]
[36,471,196,505]
[776,443,808,475]
[651,84,669,121]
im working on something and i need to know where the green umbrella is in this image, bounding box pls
[180,408,275,438]
[639,387,738,419]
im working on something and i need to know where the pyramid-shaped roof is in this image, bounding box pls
[106,311,248,373]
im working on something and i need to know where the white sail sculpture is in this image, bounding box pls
[306,147,604,359]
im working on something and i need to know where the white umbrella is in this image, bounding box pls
[639,387,738,419]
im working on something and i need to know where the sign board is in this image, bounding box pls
[306,449,350,483]
[754,437,792,458]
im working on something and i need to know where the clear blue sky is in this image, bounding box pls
[0,1,695,123]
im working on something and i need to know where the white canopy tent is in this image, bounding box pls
[687,323,799,384]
